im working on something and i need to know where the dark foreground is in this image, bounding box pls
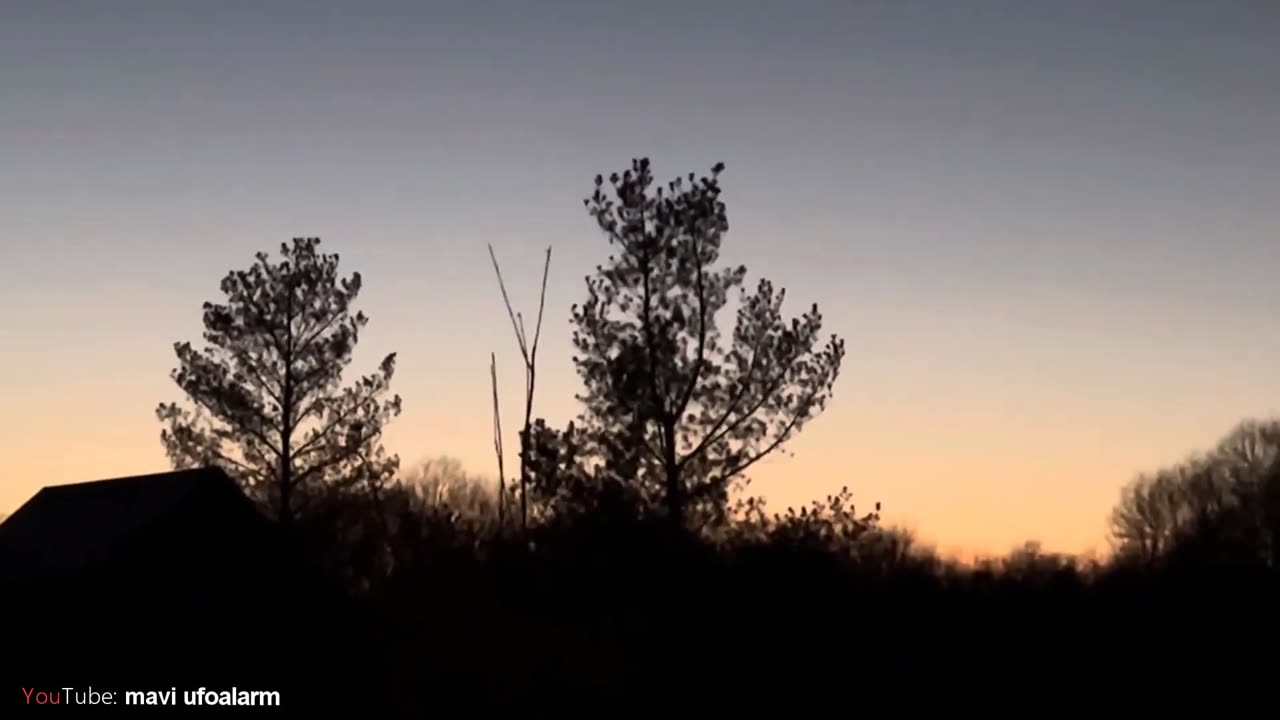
[5,529,1279,715]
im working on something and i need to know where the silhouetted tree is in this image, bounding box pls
[488,244,553,532]
[156,237,402,524]
[1212,419,1280,565]
[1214,419,1280,478]
[294,457,499,595]
[849,525,934,579]
[401,456,501,525]
[1110,468,1186,563]
[571,158,845,529]
[1111,455,1243,565]
[1110,418,1280,568]
[523,418,629,523]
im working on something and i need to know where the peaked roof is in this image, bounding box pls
[0,467,267,579]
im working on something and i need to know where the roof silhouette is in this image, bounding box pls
[1,467,381,707]
[0,466,272,580]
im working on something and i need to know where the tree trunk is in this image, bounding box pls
[280,447,292,526]
[280,371,294,526]
[519,426,529,533]
[279,290,296,526]
[663,421,682,530]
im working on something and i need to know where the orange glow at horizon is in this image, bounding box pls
[4,341,1271,561]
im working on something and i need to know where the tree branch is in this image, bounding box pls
[672,234,708,433]
[679,322,770,469]
[714,385,820,483]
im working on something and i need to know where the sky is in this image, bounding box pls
[1,0,1278,557]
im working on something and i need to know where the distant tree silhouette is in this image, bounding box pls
[401,456,501,525]
[298,457,499,593]
[1110,467,1186,563]
[156,237,402,524]
[521,418,599,522]
[1212,419,1280,565]
[569,158,845,529]
[1110,418,1280,568]
[996,540,1094,591]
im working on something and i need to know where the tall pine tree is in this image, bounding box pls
[157,238,402,524]
[572,158,845,529]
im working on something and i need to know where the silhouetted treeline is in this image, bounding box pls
[5,157,1275,712]
[1110,418,1280,570]
[277,436,1279,712]
[154,159,1280,710]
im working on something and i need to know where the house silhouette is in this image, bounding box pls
[0,467,281,582]
[0,468,381,710]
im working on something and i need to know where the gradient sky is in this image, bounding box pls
[2,0,1278,557]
